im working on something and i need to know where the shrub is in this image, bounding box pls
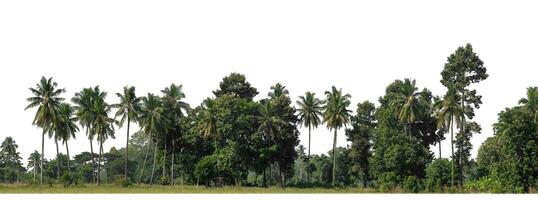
[402,176,422,193]
[61,173,79,187]
[377,172,398,192]
[464,176,504,193]
[194,155,218,186]
[159,176,170,185]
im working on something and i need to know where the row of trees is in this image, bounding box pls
[14,43,537,192]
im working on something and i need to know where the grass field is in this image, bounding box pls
[0,184,378,193]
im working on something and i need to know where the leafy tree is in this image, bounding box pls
[138,93,164,185]
[441,43,488,188]
[0,137,25,183]
[391,78,423,140]
[345,101,376,187]
[425,158,451,192]
[213,73,258,100]
[454,121,481,185]
[296,91,323,182]
[113,86,142,181]
[25,77,65,184]
[323,86,352,187]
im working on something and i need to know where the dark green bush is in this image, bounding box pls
[402,176,422,193]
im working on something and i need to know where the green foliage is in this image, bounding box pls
[425,158,451,192]
[402,176,422,193]
[213,73,258,100]
[377,172,398,192]
[346,101,375,187]
[194,155,218,186]
[464,176,504,193]
[61,173,80,187]
[0,137,25,183]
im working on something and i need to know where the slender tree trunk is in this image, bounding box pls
[450,116,454,187]
[459,92,465,190]
[97,136,102,186]
[163,138,167,180]
[41,129,45,185]
[101,142,107,183]
[307,125,311,183]
[55,138,60,181]
[66,141,70,174]
[332,128,337,187]
[408,123,412,141]
[33,154,36,183]
[89,128,96,183]
[263,168,267,188]
[125,118,130,181]
[439,132,442,159]
[150,137,158,185]
[171,139,175,185]
[138,135,151,184]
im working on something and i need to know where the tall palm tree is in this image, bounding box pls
[433,95,446,159]
[323,86,351,187]
[138,93,163,185]
[161,84,189,185]
[436,85,463,187]
[198,98,218,147]
[91,94,116,186]
[56,103,79,174]
[113,86,142,181]
[391,78,422,140]
[296,91,323,182]
[27,150,41,183]
[25,76,65,185]
[257,101,285,187]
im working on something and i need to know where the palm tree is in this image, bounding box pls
[436,85,463,187]
[198,98,218,147]
[113,86,142,181]
[25,76,65,185]
[91,94,116,186]
[296,91,323,182]
[257,101,285,187]
[27,150,41,183]
[391,78,422,140]
[519,87,538,121]
[161,84,189,185]
[138,93,163,185]
[56,103,79,174]
[323,86,351,187]
[433,95,446,159]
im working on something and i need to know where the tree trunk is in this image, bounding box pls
[307,125,311,183]
[163,138,167,180]
[97,136,102,186]
[125,118,130,181]
[41,129,44,185]
[450,116,454,187]
[150,137,158,185]
[459,91,465,190]
[55,138,60,181]
[408,122,412,141]
[33,154,36,183]
[332,128,337,187]
[263,168,267,188]
[171,139,175,185]
[66,141,70,174]
[89,129,96,183]
[439,132,442,159]
[138,134,151,184]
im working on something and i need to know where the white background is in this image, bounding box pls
[1,0,537,169]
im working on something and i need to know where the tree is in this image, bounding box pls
[436,85,463,187]
[391,78,422,140]
[519,87,538,122]
[346,101,376,187]
[27,150,41,183]
[0,137,25,183]
[296,91,323,182]
[138,93,164,185]
[160,84,189,185]
[323,86,352,187]
[425,158,451,192]
[213,72,258,100]
[441,43,488,188]
[91,93,116,186]
[454,121,481,186]
[113,86,142,182]
[56,103,79,174]
[25,76,65,185]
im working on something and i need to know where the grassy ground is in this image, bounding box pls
[0,184,377,193]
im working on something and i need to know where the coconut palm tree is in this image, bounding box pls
[27,150,41,183]
[519,87,538,121]
[391,78,423,140]
[138,93,163,185]
[198,98,218,147]
[113,86,142,181]
[433,95,446,159]
[91,94,116,186]
[323,86,351,187]
[436,85,463,187]
[257,100,285,187]
[161,84,189,184]
[56,103,79,174]
[25,76,65,185]
[296,91,323,182]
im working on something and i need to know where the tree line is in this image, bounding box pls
[0,43,535,192]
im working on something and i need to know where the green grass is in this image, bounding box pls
[0,184,377,194]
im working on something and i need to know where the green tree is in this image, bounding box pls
[113,86,142,182]
[27,150,41,183]
[425,158,451,192]
[345,101,376,187]
[91,93,116,186]
[391,78,422,140]
[296,91,323,182]
[0,137,25,183]
[138,93,164,185]
[25,76,65,184]
[323,86,352,187]
[441,43,488,188]
[213,73,259,100]
[56,103,79,174]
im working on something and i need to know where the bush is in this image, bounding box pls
[402,176,422,193]
[194,155,218,186]
[424,158,451,192]
[377,172,398,192]
[464,176,504,193]
[159,176,170,185]
[112,176,133,188]
[61,173,80,187]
